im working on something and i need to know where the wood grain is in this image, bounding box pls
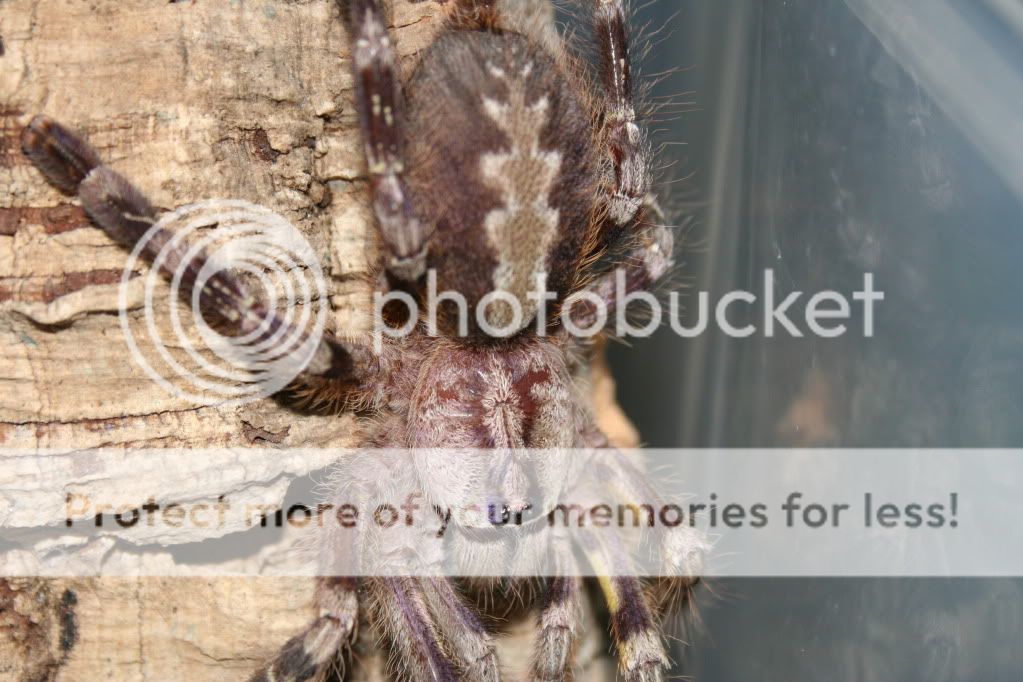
[0,2,624,679]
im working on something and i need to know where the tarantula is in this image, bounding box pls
[21,0,703,679]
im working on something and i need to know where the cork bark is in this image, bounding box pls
[0,1,627,679]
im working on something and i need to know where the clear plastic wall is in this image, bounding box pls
[607,0,1023,679]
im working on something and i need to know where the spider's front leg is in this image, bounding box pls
[370,576,499,682]
[584,534,671,682]
[363,490,498,680]
[419,577,501,681]
[20,115,378,390]
[519,444,673,682]
[583,514,704,682]
[576,428,708,682]
[583,426,707,595]
[344,0,431,282]
[530,572,583,681]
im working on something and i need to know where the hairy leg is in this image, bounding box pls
[530,574,582,681]
[248,577,360,682]
[420,578,500,681]
[581,424,706,579]
[581,425,706,676]
[590,0,650,229]
[601,574,670,682]
[21,115,377,389]
[569,198,673,331]
[572,0,671,333]
[580,527,669,682]
[343,0,430,281]
[369,577,461,682]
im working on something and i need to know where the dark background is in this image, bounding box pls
[603,0,1023,679]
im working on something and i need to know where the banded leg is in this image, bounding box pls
[581,425,707,584]
[530,575,582,681]
[248,577,359,682]
[582,425,705,626]
[369,577,460,682]
[591,0,650,228]
[579,526,668,682]
[343,0,430,281]
[420,578,500,681]
[602,575,669,682]
[578,426,707,680]
[21,115,376,388]
[569,199,673,331]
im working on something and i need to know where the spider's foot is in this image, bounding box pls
[660,524,709,580]
[619,630,670,682]
[21,114,102,193]
[529,626,573,681]
[625,661,667,682]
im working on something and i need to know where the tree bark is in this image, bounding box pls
[0,1,630,679]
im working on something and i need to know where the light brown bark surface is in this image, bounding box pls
[0,1,624,679]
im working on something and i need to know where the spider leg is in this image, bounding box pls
[529,574,582,682]
[370,577,462,682]
[581,427,707,678]
[590,0,650,229]
[248,577,360,682]
[21,115,378,389]
[569,198,673,331]
[584,537,669,682]
[343,0,430,282]
[420,577,500,681]
[582,424,706,577]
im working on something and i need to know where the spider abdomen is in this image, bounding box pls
[405,31,599,338]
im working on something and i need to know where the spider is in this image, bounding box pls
[20,0,704,679]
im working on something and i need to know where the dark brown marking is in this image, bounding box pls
[241,421,291,445]
[46,269,126,300]
[248,128,280,163]
[0,268,128,305]
[59,589,78,654]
